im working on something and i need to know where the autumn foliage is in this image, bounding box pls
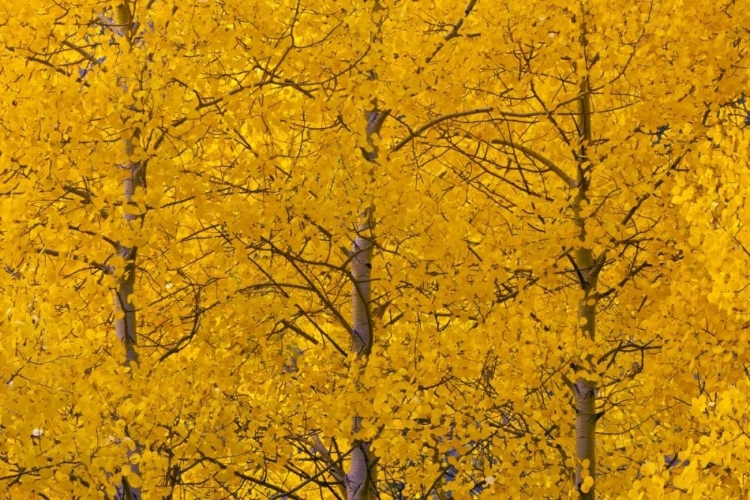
[1,0,750,499]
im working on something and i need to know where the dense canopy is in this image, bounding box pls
[1,0,750,499]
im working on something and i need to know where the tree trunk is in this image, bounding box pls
[113,121,144,500]
[346,106,385,499]
[347,202,377,500]
[573,13,599,496]
[114,136,141,367]
[112,5,142,498]
[573,246,597,500]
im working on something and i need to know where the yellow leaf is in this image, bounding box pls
[640,461,656,476]
[581,476,594,493]
[127,473,143,489]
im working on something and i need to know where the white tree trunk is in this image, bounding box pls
[573,30,599,493]
[347,212,376,500]
[346,106,386,499]
[114,138,141,366]
[113,136,144,500]
[112,6,142,498]
[350,214,374,357]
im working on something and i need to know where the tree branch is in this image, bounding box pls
[391,107,493,152]
[491,139,576,187]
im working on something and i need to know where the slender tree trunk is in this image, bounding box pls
[112,5,142,499]
[346,106,387,500]
[572,11,600,497]
[345,0,388,491]
[113,137,143,500]
[348,208,376,500]
[114,135,142,367]
[350,206,375,359]
[573,244,598,500]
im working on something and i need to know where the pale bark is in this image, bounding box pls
[345,214,377,500]
[350,211,374,358]
[113,99,144,500]
[345,108,385,500]
[572,190,601,500]
[344,1,389,494]
[112,135,143,500]
[572,12,600,496]
[114,137,142,367]
[111,5,142,499]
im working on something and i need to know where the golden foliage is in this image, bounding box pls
[1,0,750,498]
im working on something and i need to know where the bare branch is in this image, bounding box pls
[491,139,576,187]
[391,107,493,152]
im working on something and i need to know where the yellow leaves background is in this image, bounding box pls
[1,0,750,498]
